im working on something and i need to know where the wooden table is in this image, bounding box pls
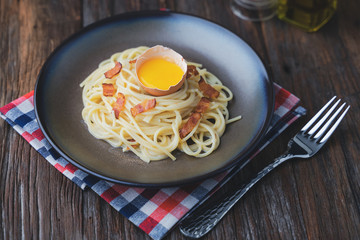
[1,0,359,239]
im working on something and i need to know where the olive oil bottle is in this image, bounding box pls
[277,0,337,32]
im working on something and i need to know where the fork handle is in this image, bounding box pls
[179,153,294,238]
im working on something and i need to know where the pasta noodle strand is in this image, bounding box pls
[80,46,241,162]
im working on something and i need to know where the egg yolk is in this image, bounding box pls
[137,58,184,91]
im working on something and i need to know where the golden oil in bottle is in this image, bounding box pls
[277,0,337,32]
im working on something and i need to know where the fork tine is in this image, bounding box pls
[320,105,350,143]
[301,96,336,132]
[314,102,346,139]
[308,99,341,135]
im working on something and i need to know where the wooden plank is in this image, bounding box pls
[0,0,82,239]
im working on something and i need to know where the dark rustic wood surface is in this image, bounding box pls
[1,0,359,239]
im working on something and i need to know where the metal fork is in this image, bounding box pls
[179,96,350,238]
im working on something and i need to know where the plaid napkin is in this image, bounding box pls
[0,83,305,240]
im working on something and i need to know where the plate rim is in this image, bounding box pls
[34,10,274,188]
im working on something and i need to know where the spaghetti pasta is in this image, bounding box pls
[80,46,241,162]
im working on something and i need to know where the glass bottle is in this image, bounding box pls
[277,0,337,32]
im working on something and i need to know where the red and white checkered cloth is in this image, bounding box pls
[0,83,305,240]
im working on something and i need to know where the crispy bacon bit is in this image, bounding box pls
[179,112,201,139]
[112,93,126,119]
[198,77,220,99]
[104,61,122,79]
[179,98,210,138]
[102,83,115,96]
[186,65,199,78]
[124,139,138,151]
[194,97,211,114]
[131,98,156,117]
[129,59,137,64]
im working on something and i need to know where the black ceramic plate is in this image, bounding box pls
[34,11,274,187]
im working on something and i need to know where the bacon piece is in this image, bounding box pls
[179,98,211,138]
[124,139,139,151]
[129,59,137,64]
[112,93,126,119]
[131,98,156,117]
[194,97,211,114]
[186,65,199,78]
[198,77,220,99]
[104,61,122,79]
[179,112,201,139]
[102,83,115,96]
